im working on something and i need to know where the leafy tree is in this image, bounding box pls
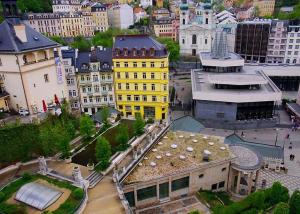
[157,38,179,62]
[289,190,300,214]
[253,6,260,17]
[163,0,170,9]
[251,191,265,210]
[79,115,95,138]
[269,182,290,205]
[49,36,67,45]
[101,106,109,125]
[274,202,290,214]
[17,0,52,13]
[95,136,111,170]
[116,124,129,151]
[0,3,4,23]
[71,36,91,52]
[72,188,84,200]
[134,113,145,136]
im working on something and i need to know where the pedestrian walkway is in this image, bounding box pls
[83,175,125,214]
[257,169,300,193]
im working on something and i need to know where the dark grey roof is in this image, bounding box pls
[92,107,120,123]
[113,35,168,58]
[287,102,300,117]
[0,18,59,53]
[76,51,90,72]
[61,48,76,66]
[225,134,284,160]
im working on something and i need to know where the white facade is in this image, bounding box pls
[140,0,152,8]
[179,3,216,56]
[108,4,134,29]
[284,25,300,64]
[52,0,81,13]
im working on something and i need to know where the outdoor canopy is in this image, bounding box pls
[15,182,62,210]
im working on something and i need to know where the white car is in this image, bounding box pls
[19,108,29,116]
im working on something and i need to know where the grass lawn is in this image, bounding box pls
[196,191,233,210]
[0,173,84,214]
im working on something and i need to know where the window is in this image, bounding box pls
[116,62,120,67]
[118,83,121,90]
[133,62,137,67]
[88,87,92,92]
[83,97,87,103]
[290,39,294,43]
[152,96,157,102]
[151,73,155,79]
[89,96,93,102]
[142,62,146,67]
[205,39,208,44]
[117,72,121,79]
[119,105,123,109]
[151,84,155,91]
[143,73,146,79]
[67,78,74,85]
[182,39,185,44]
[44,74,49,82]
[125,72,129,79]
[163,84,167,91]
[192,34,197,44]
[192,49,196,56]
[205,18,208,24]
[118,95,122,101]
[137,186,157,201]
[163,73,167,80]
[171,177,189,192]
[96,96,101,103]
[161,62,164,68]
[109,85,112,91]
[126,83,130,90]
[296,45,299,49]
[81,75,85,81]
[124,62,128,67]
[143,95,147,102]
[127,95,131,101]
[135,106,140,110]
[143,83,147,91]
[94,85,100,92]
[101,75,105,80]
[151,62,155,67]
[199,174,204,178]
[0,58,2,66]
[134,72,137,79]
[107,75,111,80]
[134,95,140,101]
[222,167,227,172]
[93,75,98,82]
[211,183,217,190]
[218,181,225,188]
[134,83,138,90]
[289,45,293,49]
[295,51,299,55]
[163,96,167,102]
[86,76,90,81]
[110,95,113,101]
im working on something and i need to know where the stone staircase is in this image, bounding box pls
[86,171,103,189]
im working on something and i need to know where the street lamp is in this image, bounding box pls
[275,128,279,146]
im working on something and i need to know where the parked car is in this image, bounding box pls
[19,108,29,116]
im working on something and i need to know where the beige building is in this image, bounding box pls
[253,0,275,17]
[120,131,263,209]
[108,4,134,29]
[52,0,81,13]
[90,3,109,32]
[0,1,68,114]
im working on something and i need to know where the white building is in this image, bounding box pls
[0,1,68,114]
[108,4,134,29]
[140,0,152,8]
[52,0,82,13]
[284,21,300,64]
[61,47,80,111]
[179,2,215,57]
[133,7,148,23]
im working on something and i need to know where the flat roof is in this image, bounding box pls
[123,131,234,184]
[244,65,300,77]
[208,73,268,85]
[191,69,282,103]
[200,52,244,67]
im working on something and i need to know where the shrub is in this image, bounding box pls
[251,190,265,210]
[268,182,290,205]
[72,188,84,200]
[274,202,290,214]
[241,208,258,214]
[95,136,111,171]
[134,113,145,136]
[22,172,32,181]
[188,211,200,214]
[146,117,154,124]
[0,192,5,202]
[289,190,300,214]
[0,203,27,214]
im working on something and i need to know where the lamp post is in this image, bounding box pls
[275,128,279,146]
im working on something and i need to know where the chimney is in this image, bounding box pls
[14,24,27,43]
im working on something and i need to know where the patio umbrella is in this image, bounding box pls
[42,100,47,112]
[54,94,60,106]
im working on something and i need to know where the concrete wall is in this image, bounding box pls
[194,100,237,121]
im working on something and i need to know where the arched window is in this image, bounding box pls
[192,34,197,44]
[293,59,297,63]
[182,19,185,25]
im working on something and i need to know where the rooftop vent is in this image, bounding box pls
[138,163,143,166]
[144,157,148,160]
[150,162,156,167]
[171,144,177,149]
[190,134,195,137]
[156,155,162,159]
[163,136,168,139]
[158,142,163,145]
[179,135,184,138]
[220,146,226,150]
[209,142,214,146]
[179,155,186,160]
[203,136,208,139]
[193,139,198,143]
[33,36,39,41]
[203,149,211,162]
[166,152,171,157]
[152,149,158,152]
[186,147,194,152]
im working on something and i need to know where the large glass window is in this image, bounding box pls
[159,182,169,199]
[124,191,135,207]
[137,185,157,201]
[171,177,189,192]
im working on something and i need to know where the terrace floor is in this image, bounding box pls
[136,196,210,214]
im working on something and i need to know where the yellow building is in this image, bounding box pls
[253,0,275,17]
[113,35,169,120]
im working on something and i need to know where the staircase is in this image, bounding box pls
[86,171,103,189]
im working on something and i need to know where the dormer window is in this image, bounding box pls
[115,48,120,56]
[150,48,155,56]
[132,48,137,56]
[123,48,128,56]
[23,55,28,64]
[141,48,146,56]
[82,63,88,69]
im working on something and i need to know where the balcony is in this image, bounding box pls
[79,80,92,85]
[21,58,55,73]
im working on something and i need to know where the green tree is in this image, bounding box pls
[101,106,109,125]
[251,191,265,210]
[157,38,179,62]
[289,190,300,214]
[134,113,145,136]
[116,124,129,151]
[95,136,111,170]
[253,6,260,17]
[269,182,290,205]
[79,115,95,138]
[49,36,67,45]
[0,3,4,23]
[163,0,170,9]
[71,36,91,51]
[274,202,290,214]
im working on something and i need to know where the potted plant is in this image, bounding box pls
[87,159,94,171]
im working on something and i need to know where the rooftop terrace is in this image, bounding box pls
[124,131,233,184]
